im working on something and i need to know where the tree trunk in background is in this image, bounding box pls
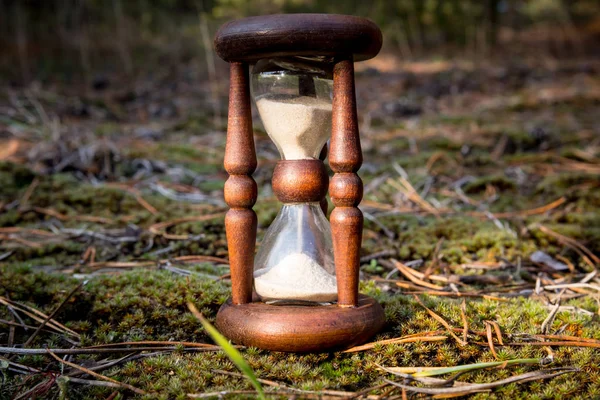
[113,0,133,76]
[413,0,427,52]
[15,1,30,84]
[434,0,447,47]
[487,0,499,47]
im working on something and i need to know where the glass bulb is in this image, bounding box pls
[252,58,333,160]
[252,58,336,303]
[254,203,336,302]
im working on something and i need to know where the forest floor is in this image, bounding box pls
[1,55,600,399]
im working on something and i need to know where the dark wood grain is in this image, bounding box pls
[329,57,363,307]
[329,173,363,207]
[215,295,385,352]
[319,144,329,215]
[272,160,328,203]
[224,62,257,305]
[214,14,382,62]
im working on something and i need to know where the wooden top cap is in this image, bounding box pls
[214,14,382,62]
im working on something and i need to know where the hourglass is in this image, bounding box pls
[214,14,385,352]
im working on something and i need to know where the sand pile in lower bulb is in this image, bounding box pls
[256,95,331,160]
[254,252,338,302]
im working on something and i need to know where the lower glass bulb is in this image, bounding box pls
[254,203,336,302]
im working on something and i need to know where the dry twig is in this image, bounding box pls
[46,349,146,395]
[23,281,86,347]
[413,295,468,346]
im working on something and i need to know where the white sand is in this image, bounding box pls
[256,96,331,160]
[254,252,338,302]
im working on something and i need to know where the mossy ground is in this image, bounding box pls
[1,58,599,398]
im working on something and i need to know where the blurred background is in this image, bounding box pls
[0,1,598,268]
[1,0,599,86]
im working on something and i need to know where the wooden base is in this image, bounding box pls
[215,295,385,352]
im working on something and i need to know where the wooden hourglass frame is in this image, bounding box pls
[214,14,385,352]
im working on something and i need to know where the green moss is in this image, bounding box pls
[0,161,37,201]
[0,265,595,398]
[464,175,516,194]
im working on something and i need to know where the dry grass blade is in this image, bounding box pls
[537,225,599,268]
[423,238,444,278]
[532,334,600,344]
[377,363,486,390]
[212,369,286,388]
[343,334,448,353]
[460,300,468,344]
[488,197,566,218]
[88,261,154,268]
[0,227,55,236]
[413,295,467,346]
[348,383,390,399]
[383,368,578,395]
[426,150,460,172]
[0,345,228,355]
[168,255,230,265]
[555,254,576,273]
[431,390,491,398]
[17,177,39,211]
[188,390,259,398]
[393,260,446,290]
[361,197,566,221]
[0,296,80,339]
[149,212,225,239]
[388,177,441,217]
[484,321,499,359]
[103,183,158,215]
[23,281,85,347]
[382,358,545,377]
[46,349,146,395]
[399,289,509,302]
[392,259,451,284]
[134,194,158,215]
[30,207,113,224]
[489,321,503,345]
[541,291,564,335]
[13,375,57,400]
[541,283,600,293]
[88,255,229,269]
[67,353,138,377]
[0,234,43,248]
[503,341,600,348]
[84,340,219,349]
[0,356,40,374]
[212,369,357,397]
[61,377,128,389]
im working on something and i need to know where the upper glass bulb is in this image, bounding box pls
[252,58,333,160]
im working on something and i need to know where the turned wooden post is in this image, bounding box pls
[329,57,363,307]
[223,62,257,305]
